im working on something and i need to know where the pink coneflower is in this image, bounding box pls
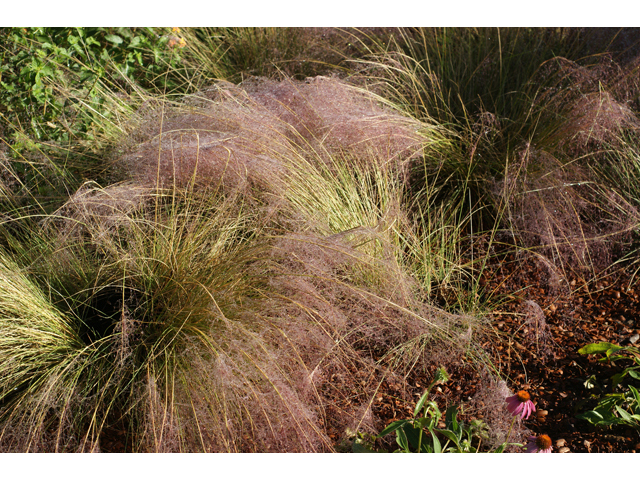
[525,434,553,453]
[506,390,536,419]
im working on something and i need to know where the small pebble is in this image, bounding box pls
[555,438,566,447]
[630,334,639,344]
[558,446,570,453]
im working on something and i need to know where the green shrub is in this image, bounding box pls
[0,27,187,146]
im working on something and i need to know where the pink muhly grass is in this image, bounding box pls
[505,390,536,420]
[525,434,552,453]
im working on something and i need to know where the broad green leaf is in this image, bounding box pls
[606,346,625,357]
[615,405,633,423]
[445,405,460,435]
[404,423,423,450]
[579,342,617,355]
[105,34,123,45]
[415,416,433,430]
[396,428,410,452]
[628,369,640,380]
[576,410,604,423]
[378,419,408,438]
[40,65,53,77]
[431,430,442,453]
[436,428,462,449]
[116,27,133,39]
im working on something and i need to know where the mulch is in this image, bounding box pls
[479,252,640,453]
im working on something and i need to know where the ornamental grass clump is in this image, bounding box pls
[0,186,335,452]
[120,75,431,196]
[351,28,640,286]
[0,172,487,451]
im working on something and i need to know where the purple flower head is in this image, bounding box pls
[506,390,536,420]
[525,434,552,453]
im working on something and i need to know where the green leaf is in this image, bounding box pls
[404,423,423,451]
[615,405,633,423]
[629,385,640,404]
[378,420,408,438]
[414,390,430,417]
[415,416,433,430]
[606,346,625,357]
[445,405,460,435]
[628,369,640,380]
[105,34,123,45]
[431,430,442,453]
[396,428,410,453]
[436,428,462,449]
[608,354,629,363]
[576,410,604,424]
[40,65,54,77]
[419,442,433,453]
[579,342,618,355]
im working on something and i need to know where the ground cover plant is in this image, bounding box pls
[1,27,640,452]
